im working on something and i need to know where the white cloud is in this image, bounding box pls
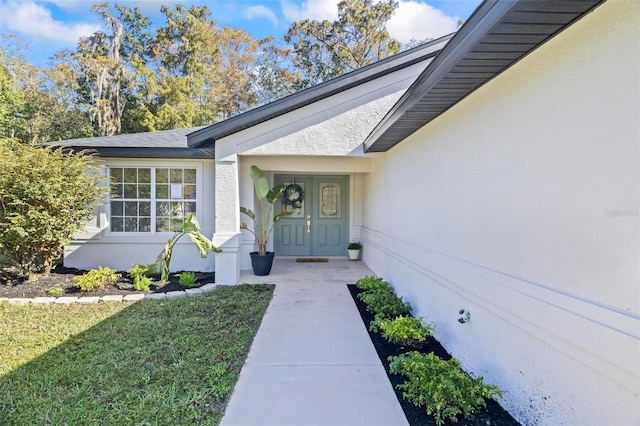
[281,0,337,22]
[243,5,279,27]
[279,0,458,45]
[388,1,459,44]
[1,1,98,44]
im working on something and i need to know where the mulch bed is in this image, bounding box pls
[347,284,520,426]
[0,264,215,299]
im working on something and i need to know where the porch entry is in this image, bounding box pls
[274,175,349,256]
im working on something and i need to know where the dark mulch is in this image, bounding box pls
[347,284,520,426]
[0,264,215,299]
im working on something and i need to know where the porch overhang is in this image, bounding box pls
[186,34,453,149]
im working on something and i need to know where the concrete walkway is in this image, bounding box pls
[221,258,408,426]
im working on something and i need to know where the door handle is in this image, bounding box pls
[306,219,311,233]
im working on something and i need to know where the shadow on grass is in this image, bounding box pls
[0,284,274,425]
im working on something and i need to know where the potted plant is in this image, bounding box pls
[240,165,289,275]
[348,242,362,260]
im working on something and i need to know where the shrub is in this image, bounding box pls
[47,286,64,296]
[355,275,391,293]
[358,289,411,320]
[134,276,152,292]
[178,271,198,288]
[371,315,435,346]
[389,352,503,426]
[0,139,105,276]
[155,214,220,284]
[74,267,121,292]
[348,242,362,250]
[129,264,153,292]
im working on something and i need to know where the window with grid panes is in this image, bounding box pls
[109,167,197,233]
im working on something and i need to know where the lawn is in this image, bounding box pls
[0,284,274,425]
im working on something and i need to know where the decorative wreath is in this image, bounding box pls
[283,183,304,209]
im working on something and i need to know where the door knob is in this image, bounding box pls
[306,219,311,233]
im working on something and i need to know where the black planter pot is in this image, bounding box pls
[250,251,275,276]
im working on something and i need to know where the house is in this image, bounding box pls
[58,0,638,424]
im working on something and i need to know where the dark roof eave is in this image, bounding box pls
[187,34,454,148]
[363,0,606,152]
[60,146,215,159]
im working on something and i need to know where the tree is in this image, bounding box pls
[76,2,133,136]
[285,0,402,88]
[253,38,301,105]
[0,34,92,144]
[113,4,154,134]
[42,51,95,141]
[138,4,265,130]
[0,139,105,276]
[0,63,23,139]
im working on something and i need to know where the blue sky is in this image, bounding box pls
[0,0,482,67]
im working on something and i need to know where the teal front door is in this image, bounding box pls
[274,175,349,256]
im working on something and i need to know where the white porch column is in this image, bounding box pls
[213,155,241,284]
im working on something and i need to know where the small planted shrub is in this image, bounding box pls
[129,264,153,292]
[47,286,64,296]
[73,267,121,292]
[371,315,435,346]
[355,275,391,293]
[155,214,220,284]
[178,271,198,288]
[389,351,503,426]
[358,289,411,320]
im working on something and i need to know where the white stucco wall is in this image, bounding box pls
[212,58,429,278]
[214,59,430,161]
[362,1,639,425]
[64,158,216,272]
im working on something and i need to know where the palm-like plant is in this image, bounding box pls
[155,214,220,283]
[240,165,289,256]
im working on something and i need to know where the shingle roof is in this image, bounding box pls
[53,126,204,148]
[50,126,214,159]
[363,0,606,152]
[187,34,453,148]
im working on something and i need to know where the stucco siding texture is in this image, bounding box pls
[361,1,639,425]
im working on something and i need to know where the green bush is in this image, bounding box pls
[74,267,121,292]
[355,275,391,293]
[389,352,503,425]
[0,139,105,276]
[371,315,435,346]
[47,286,64,296]
[178,271,198,288]
[129,264,154,292]
[358,289,411,320]
[134,276,152,292]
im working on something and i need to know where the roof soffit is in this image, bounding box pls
[363,0,606,152]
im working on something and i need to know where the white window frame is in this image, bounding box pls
[106,162,203,236]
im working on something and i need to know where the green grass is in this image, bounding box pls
[0,284,274,425]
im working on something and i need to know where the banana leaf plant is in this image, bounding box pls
[240,165,290,256]
[155,213,220,284]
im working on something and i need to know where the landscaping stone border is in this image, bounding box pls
[0,283,218,305]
